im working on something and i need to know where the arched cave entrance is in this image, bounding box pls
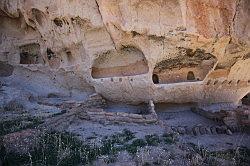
[152,48,217,84]
[152,74,159,84]
[91,46,149,78]
[187,71,195,80]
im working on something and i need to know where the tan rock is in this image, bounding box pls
[0,0,249,108]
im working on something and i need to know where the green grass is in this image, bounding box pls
[1,131,101,165]
[0,129,136,165]
[208,147,250,165]
[0,117,43,136]
[145,134,160,146]
[187,143,250,166]
[162,133,178,144]
[3,116,248,166]
[1,131,88,166]
[0,103,178,164]
[125,139,147,154]
[0,129,170,165]
[103,128,135,145]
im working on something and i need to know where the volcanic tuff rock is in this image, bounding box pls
[0,0,249,106]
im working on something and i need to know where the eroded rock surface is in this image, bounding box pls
[0,0,249,108]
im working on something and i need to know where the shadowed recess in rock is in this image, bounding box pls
[91,46,149,78]
[19,43,43,64]
[153,48,217,84]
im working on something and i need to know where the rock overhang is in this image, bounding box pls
[0,0,249,106]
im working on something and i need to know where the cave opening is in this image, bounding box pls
[54,18,63,27]
[47,48,55,60]
[91,46,149,79]
[19,43,43,64]
[187,71,195,80]
[152,74,159,84]
[152,48,217,84]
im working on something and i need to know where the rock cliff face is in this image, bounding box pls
[0,0,250,107]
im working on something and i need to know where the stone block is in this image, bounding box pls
[205,127,212,135]
[177,126,186,134]
[128,114,143,119]
[199,126,206,135]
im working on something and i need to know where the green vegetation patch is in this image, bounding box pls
[0,117,42,136]
[125,139,147,154]
[187,143,250,166]
[0,129,136,165]
[162,133,178,144]
[145,134,161,146]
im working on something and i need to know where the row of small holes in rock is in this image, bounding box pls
[206,80,250,86]
[100,78,134,82]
